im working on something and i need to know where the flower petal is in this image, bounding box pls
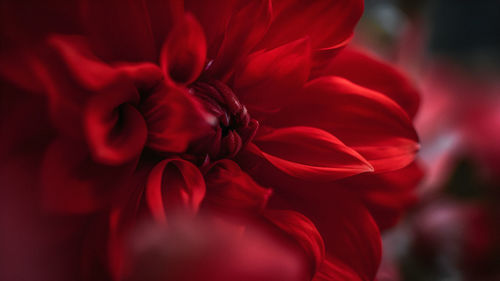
[273,188,382,281]
[146,158,206,223]
[41,138,136,213]
[321,47,420,119]
[203,159,272,215]
[160,13,207,85]
[250,126,373,181]
[339,161,424,231]
[234,38,312,117]
[80,0,183,62]
[265,76,419,173]
[140,83,215,154]
[258,0,364,51]
[208,0,273,80]
[313,257,363,281]
[264,210,325,276]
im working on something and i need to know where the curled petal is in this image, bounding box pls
[203,159,272,214]
[146,158,206,223]
[160,13,207,85]
[234,38,312,116]
[264,210,325,275]
[276,188,382,281]
[266,76,419,172]
[250,126,373,181]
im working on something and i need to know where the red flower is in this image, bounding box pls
[0,1,421,281]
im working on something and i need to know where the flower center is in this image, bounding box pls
[190,80,258,159]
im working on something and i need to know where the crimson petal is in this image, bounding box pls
[322,47,420,119]
[264,210,325,276]
[250,126,373,181]
[234,37,312,117]
[203,159,272,215]
[146,158,206,223]
[258,0,364,52]
[265,76,419,173]
[208,0,272,80]
[160,13,207,85]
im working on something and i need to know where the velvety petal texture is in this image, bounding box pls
[250,126,373,181]
[265,76,419,173]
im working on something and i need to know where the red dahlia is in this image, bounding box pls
[0,1,421,281]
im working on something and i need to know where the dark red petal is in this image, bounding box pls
[79,0,156,61]
[146,158,206,223]
[79,0,183,62]
[140,83,215,153]
[340,161,424,231]
[202,159,272,215]
[322,47,421,119]
[234,38,312,116]
[250,126,373,181]
[208,0,272,80]
[258,0,364,52]
[313,257,362,281]
[265,76,419,173]
[4,35,162,165]
[273,188,382,281]
[160,13,207,85]
[41,138,136,213]
[264,210,325,275]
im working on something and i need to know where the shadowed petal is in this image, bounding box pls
[146,158,206,224]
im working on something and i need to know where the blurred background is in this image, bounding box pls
[355,0,500,280]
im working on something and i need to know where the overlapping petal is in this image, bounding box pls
[208,0,272,80]
[160,13,206,85]
[340,161,424,231]
[322,47,420,119]
[146,158,206,223]
[249,126,373,181]
[203,159,272,215]
[270,188,382,281]
[234,38,312,116]
[265,76,419,173]
[79,0,183,62]
[258,0,364,52]
[264,210,325,275]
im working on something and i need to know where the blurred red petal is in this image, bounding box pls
[313,257,363,281]
[160,13,206,85]
[41,138,136,213]
[340,161,424,231]
[264,210,325,275]
[140,84,215,153]
[146,158,206,223]
[79,0,183,62]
